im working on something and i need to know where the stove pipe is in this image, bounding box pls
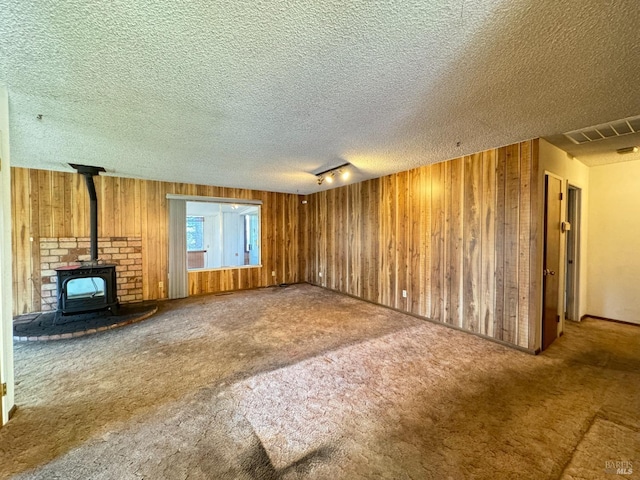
[69,164,106,262]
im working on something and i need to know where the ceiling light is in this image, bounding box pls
[313,162,352,186]
[616,146,638,154]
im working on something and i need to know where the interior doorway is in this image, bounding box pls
[542,174,563,351]
[565,185,582,322]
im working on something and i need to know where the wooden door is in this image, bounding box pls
[542,175,562,350]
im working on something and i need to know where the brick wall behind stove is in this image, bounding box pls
[39,237,143,312]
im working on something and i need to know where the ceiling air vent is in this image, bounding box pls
[564,114,640,144]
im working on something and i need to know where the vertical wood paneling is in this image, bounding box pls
[274,192,283,283]
[12,138,541,350]
[518,141,531,348]
[263,191,275,284]
[338,186,348,292]
[51,172,65,237]
[11,167,32,314]
[494,148,506,340]
[379,175,395,307]
[287,194,298,283]
[463,154,481,333]
[304,195,314,282]
[362,179,379,303]
[302,140,541,350]
[12,167,302,313]
[326,189,336,289]
[157,184,169,297]
[421,166,432,318]
[481,149,496,337]
[100,176,115,238]
[317,190,327,286]
[37,169,52,237]
[430,162,444,321]
[528,139,541,351]
[348,182,361,297]
[396,171,408,311]
[277,192,286,283]
[443,160,451,323]
[62,172,73,237]
[112,177,124,237]
[298,195,308,282]
[141,181,157,299]
[305,195,321,284]
[71,174,83,236]
[503,143,521,344]
[30,170,42,310]
[409,168,422,315]
[449,157,463,328]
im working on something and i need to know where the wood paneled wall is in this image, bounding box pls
[11,168,300,315]
[301,140,540,350]
[11,141,541,350]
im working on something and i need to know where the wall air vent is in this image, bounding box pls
[564,115,640,144]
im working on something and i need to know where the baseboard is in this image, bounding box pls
[583,314,640,327]
[8,404,17,420]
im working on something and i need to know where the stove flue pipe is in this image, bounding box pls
[84,174,98,261]
[69,164,106,262]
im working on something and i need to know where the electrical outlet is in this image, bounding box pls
[402,289,407,298]
[319,272,323,278]
[159,281,164,289]
[271,271,276,277]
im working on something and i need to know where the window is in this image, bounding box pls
[186,200,261,270]
[186,216,204,251]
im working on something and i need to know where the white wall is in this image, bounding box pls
[222,213,244,266]
[587,160,640,324]
[203,213,219,268]
[0,86,15,424]
[539,140,590,334]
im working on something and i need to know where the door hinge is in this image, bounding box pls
[560,192,563,201]
[557,315,560,323]
[1,383,6,396]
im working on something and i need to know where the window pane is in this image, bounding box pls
[186,201,260,270]
[186,216,204,251]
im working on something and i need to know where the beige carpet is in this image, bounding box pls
[0,284,638,479]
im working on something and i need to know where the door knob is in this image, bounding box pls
[543,269,556,276]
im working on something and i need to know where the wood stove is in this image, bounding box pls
[55,164,120,321]
[56,264,119,316]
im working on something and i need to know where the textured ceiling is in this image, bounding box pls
[1,1,640,194]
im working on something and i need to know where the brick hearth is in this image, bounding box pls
[39,236,143,312]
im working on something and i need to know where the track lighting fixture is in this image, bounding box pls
[314,162,351,187]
